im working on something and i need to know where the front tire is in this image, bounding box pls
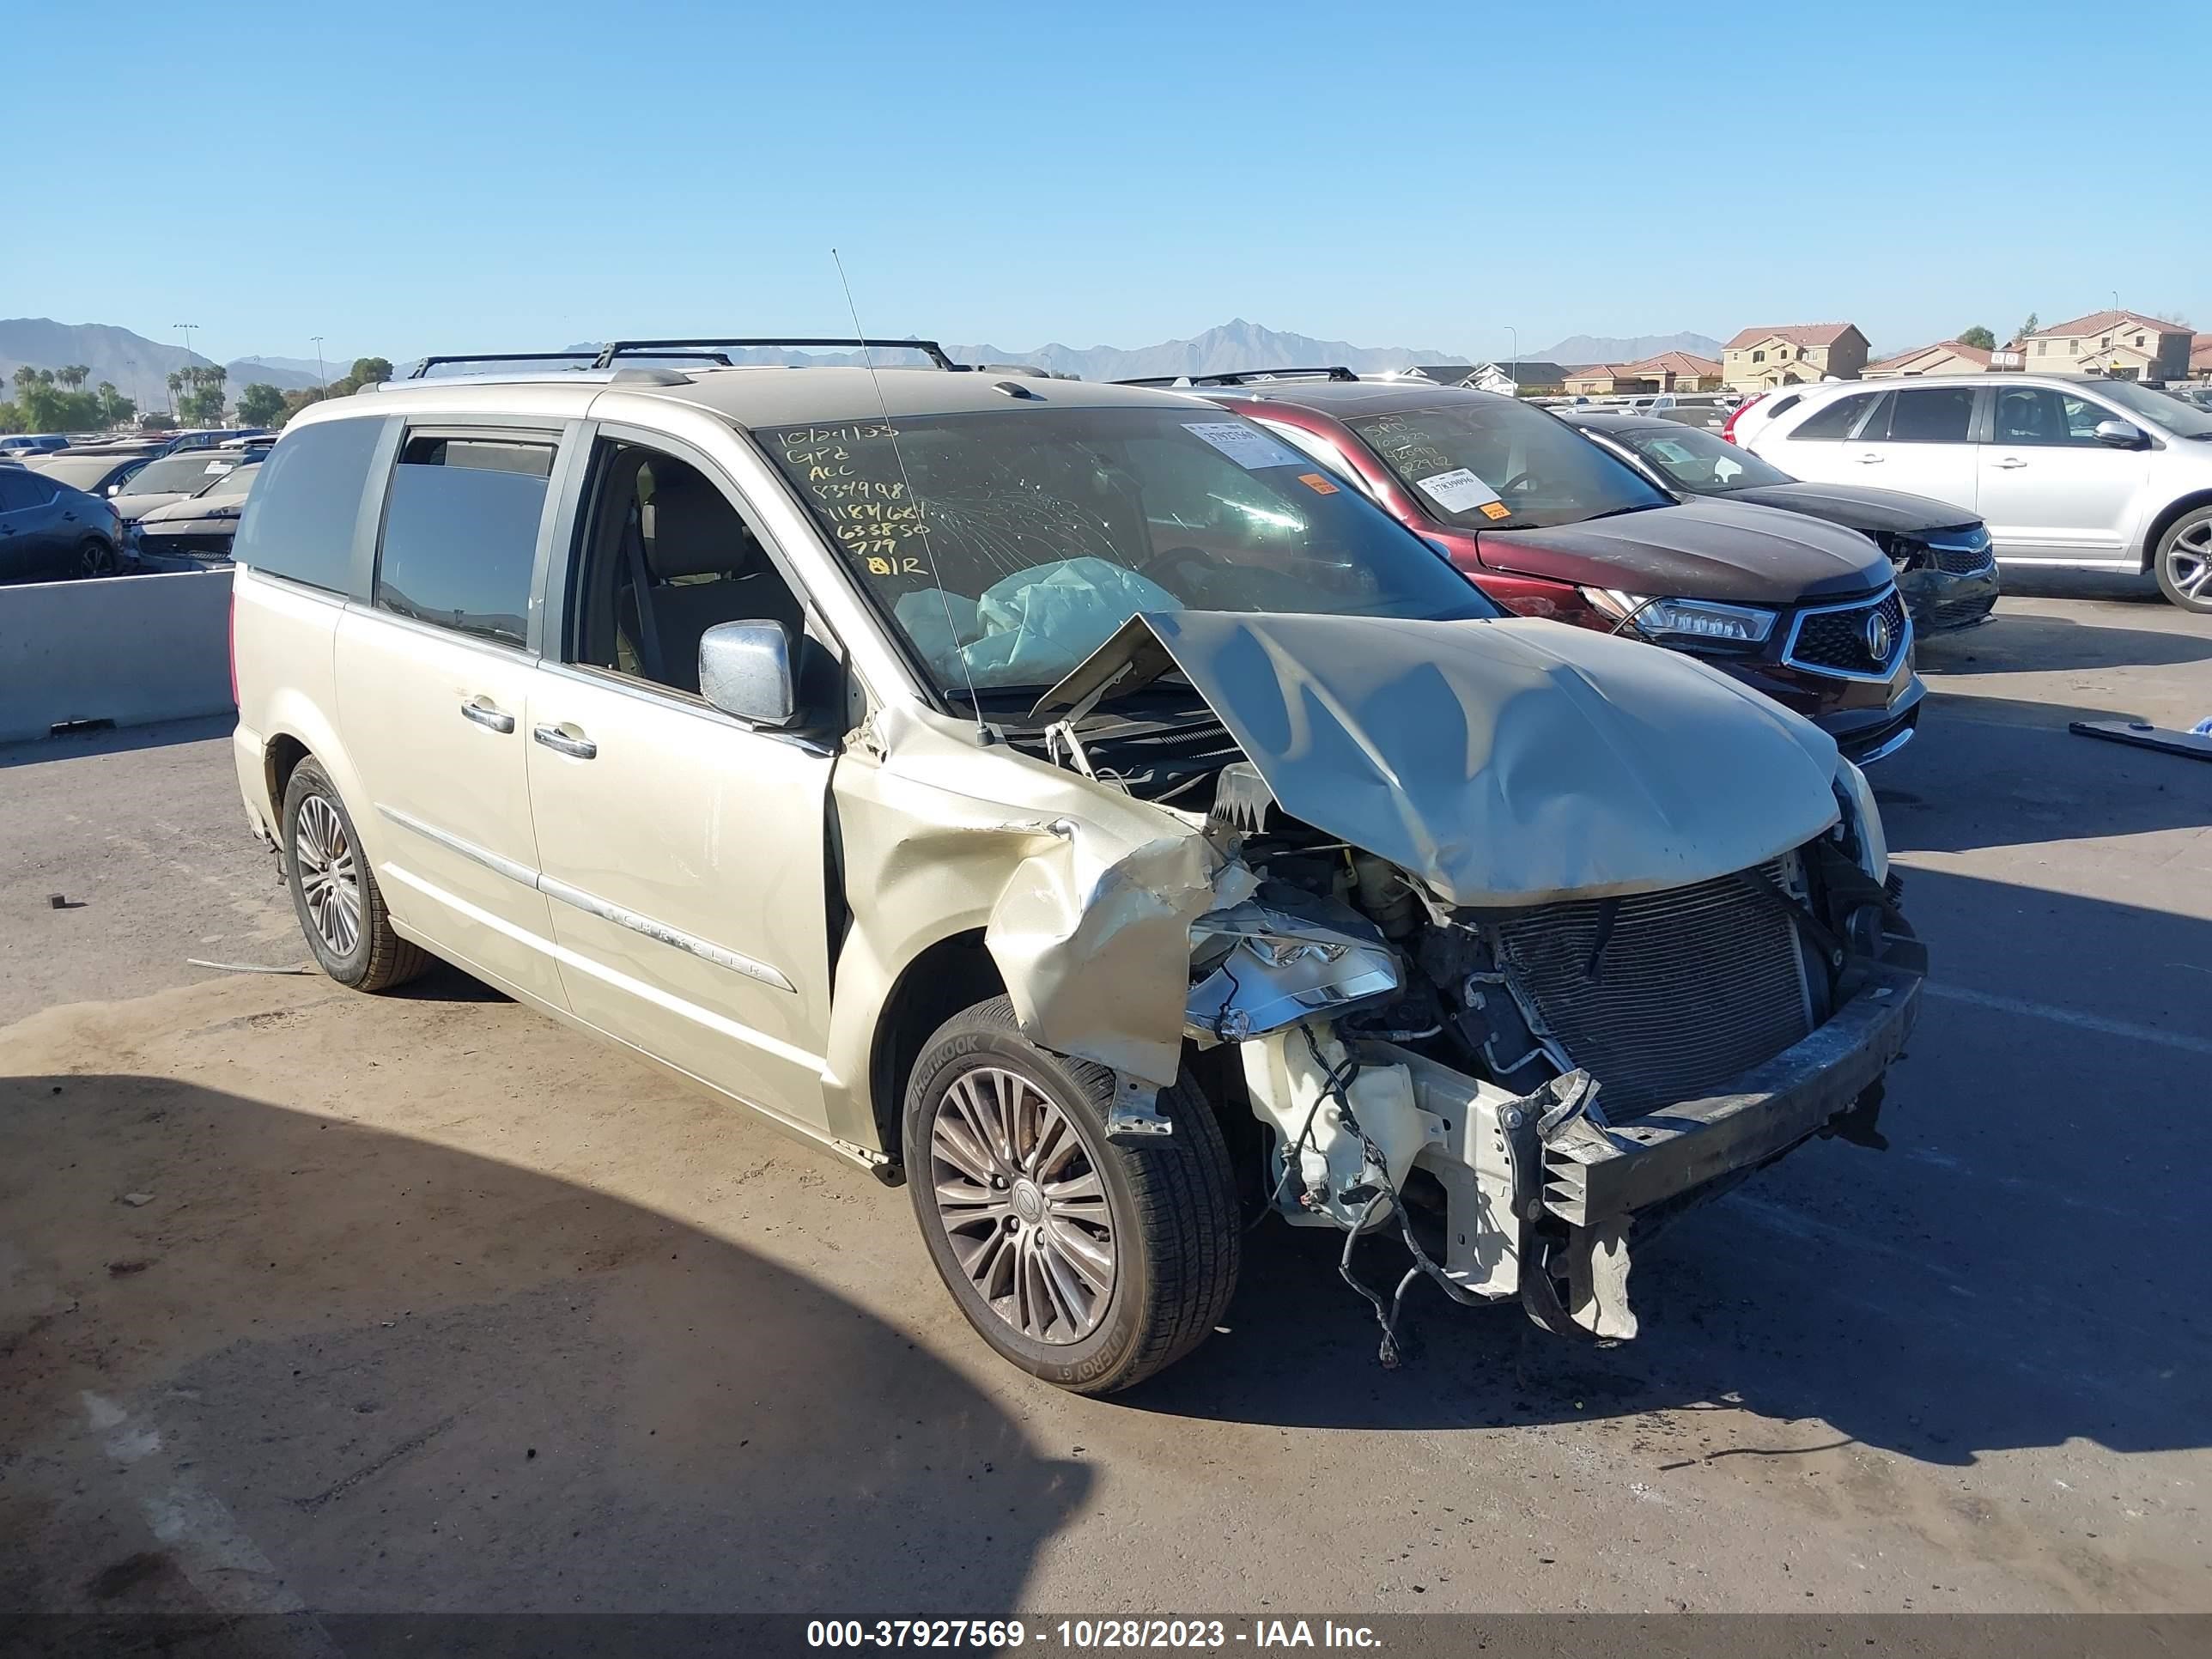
[903,998,1239,1394]
[2154,506,2212,612]
[281,758,429,991]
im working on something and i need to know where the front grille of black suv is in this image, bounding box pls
[1785,589,1909,678]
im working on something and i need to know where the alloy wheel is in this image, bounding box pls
[2166,521,2212,606]
[925,1065,1116,1344]
[79,538,114,578]
[294,795,362,957]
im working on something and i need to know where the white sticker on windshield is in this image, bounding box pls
[204,461,235,475]
[1415,467,1502,514]
[1182,422,1308,471]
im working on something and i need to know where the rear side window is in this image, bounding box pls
[0,471,57,507]
[234,417,386,592]
[1789,392,1877,440]
[1887,386,1976,443]
[374,434,555,648]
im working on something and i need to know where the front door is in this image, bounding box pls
[1976,384,2150,563]
[526,434,836,1134]
[332,427,567,1007]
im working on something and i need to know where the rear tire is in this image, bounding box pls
[902,998,1239,1394]
[77,537,115,579]
[2154,506,2212,612]
[281,758,429,991]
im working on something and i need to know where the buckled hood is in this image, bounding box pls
[1475,498,1891,604]
[1037,611,1842,908]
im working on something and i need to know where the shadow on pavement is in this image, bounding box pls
[0,714,235,771]
[0,1074,1085,1617]
[1917,611,2211,677]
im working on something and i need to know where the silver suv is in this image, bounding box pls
[1743,373,2212,611]
[228,340,1923,1391]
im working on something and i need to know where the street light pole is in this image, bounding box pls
[312,336,326,391]
[173,324,198,422]
[1507,326,1519,391]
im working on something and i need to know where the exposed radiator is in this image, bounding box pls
[1492,860,1814,1121]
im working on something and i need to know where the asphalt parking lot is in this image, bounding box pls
[2,577,2208,1622]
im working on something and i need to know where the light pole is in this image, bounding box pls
[1506,325,1519,390]
[174,324,198,422]
[312,336,326,391]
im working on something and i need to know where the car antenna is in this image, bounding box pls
[830,247,989,742]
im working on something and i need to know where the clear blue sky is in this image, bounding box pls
[13,0,2208,365]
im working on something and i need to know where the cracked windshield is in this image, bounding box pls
[764,406,1495,695]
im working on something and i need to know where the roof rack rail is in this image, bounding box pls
[1112,366,1361,389]
[408,349,735,380]
[588,337,960,371]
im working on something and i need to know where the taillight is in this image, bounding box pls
[228,587,239,707]
[1721,392,1764,446]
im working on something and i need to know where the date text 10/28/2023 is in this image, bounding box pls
[806,1620,1383,1650]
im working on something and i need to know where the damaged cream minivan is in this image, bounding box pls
[228,343,1925,1392]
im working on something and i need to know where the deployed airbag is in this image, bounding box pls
[895,558,1180,689]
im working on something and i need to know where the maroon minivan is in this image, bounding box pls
[1156,373,1923,764]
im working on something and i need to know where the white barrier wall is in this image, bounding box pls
[0,568,235,745]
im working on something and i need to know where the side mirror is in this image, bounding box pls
[699,620,797,727]
[2093,418,2146,449]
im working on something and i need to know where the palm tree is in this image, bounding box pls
[57,365,89,392]
[166,370,186,414]
[11,365,37,395]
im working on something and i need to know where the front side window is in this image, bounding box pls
[374,433,554,647]
[1991,387,2108,447]
[568,440,808,697]
[1885,386,1976,444]
[1346,399,1669,531]
[761,405,1495,698]
[1616,424,1795,492]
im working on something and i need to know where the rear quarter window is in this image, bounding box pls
[234,417,387,592]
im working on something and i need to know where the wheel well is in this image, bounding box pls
[264,734,310,822]
[2140,490,2212,572]
[869,931,1006,1158]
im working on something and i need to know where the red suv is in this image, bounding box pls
[1153,372,1923,764]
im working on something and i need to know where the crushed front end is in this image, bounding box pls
[1023,609,1929,1357]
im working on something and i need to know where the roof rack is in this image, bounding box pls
[407,349,736,380]
[588,337,960,372]
[1112,366,1361,389]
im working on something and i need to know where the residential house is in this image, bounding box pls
[2021,311,2192,381]
[2187,334,2211,381]
[1720,324,1870,392]
[1562,351,1724,397]
[1862,339,1995,379]
[1466,361,1568,396]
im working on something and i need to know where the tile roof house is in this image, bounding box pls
[1862,339,1996,379]
[2192,335,2212,381]
[2021,311,2192,381]
[1562,352,1724,396]
[1720,324,1869,392]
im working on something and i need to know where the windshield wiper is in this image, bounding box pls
[1579,502,1668,522]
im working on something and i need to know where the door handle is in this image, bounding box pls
[1991,456,2029,469]
[1853,453,1884,464]
[460,698,515,734]
[532,723,598,760]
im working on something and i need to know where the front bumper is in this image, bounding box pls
[1897,562,2000,632]
[1537,963,1922,1230]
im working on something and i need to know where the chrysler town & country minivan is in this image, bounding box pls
[228,343,1924,1391]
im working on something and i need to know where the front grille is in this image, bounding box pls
[1931,544,1995,574]
[1929,590,1994,628]
[1786,589,1908,678]
[1493,860,1813,1121]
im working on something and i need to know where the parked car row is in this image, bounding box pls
[1152,373,1932,763]
[228,339,1924,1392]
[0,434,271,581]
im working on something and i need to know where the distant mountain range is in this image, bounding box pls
[0,319,335,409]
[529,319,1468,381]
[1530,332,1723,366]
